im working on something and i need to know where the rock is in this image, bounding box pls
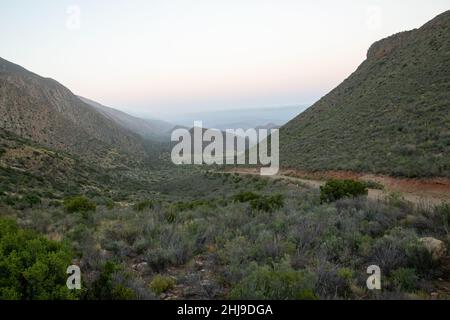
[132,262,148,272]
[419,237,447,261]
[195,260,204,270]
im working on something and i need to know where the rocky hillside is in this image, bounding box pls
[79,96,173,142]
[0,57,148,162]
[280,11,450,178]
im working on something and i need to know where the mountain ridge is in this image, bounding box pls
[0,57,150,163]
[280,10,450,178]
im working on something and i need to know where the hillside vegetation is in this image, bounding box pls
[1,171,449,300]
[280,11,450,178]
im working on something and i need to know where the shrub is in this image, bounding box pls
[320,179,368,203]
[233,191,261,203]
[0,218,76,300]
[64,196,96,214]
[229,261,317,300]
[370,237,408,273]
[3,195,18,206]
[145,247,174,272]
[22,192,41,208]
[250,194,284,212]
[149,275,175,295]
[390,268,418,292]
[314,266,353,299]
[369,228,433,274]
[88,261,136,300]
[133,200,154,212]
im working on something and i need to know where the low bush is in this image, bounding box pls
[64,196,96,214]
[314,266,353,299]
[133,200,154,212]
[87,261,136,300]
[21,192,41,208]
[149,275,175,295]
[320,179,368,203]
[229,261,317,300]
[390,268,418,292]
[145,247,175,272]
[250,194,284,212]
[233,191,261,203]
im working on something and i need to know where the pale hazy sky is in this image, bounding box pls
[0,0,448,117]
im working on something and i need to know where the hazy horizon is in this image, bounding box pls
[1,0,449,117]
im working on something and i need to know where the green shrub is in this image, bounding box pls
[233,191,260,203]
[0,218,76,300]
[22,192,41,207]
[229,261,317,300]
[110,284,136,300]
[337,268,354,282]
[3,195,18,206]
[88,261,136,300]
[64,196,96,214]
[133,200,154,211]
[149,275,175,295]
[390,268,418,292]
[320,179,368,203]
[250,194,284,212]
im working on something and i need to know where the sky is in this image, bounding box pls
[0,0,448,118]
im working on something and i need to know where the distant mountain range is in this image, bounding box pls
[280,10,450,178]
[167,105,308,131]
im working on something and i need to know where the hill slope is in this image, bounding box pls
[0,57,148,162]
[78,96,173,141]
[280,11,450,178]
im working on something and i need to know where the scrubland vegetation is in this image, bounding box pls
[1,171,448,300]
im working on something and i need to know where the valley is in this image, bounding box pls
[0,8,449,302]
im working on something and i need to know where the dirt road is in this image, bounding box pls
[223,168,450,206]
